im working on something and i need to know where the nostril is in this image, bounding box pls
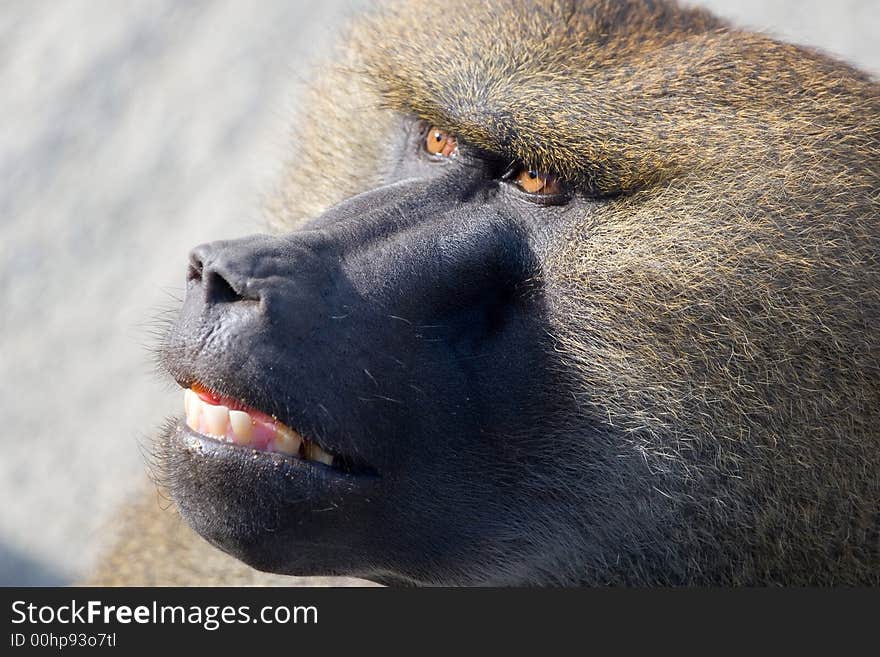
[187,252,204,283]
[187,263,202,283]
[186,246,251,303]
[186,242,260,305]
[204,269,244,304]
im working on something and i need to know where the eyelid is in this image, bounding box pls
[502,162,569,199]
[500,160,520,180]
[501,161,557,185]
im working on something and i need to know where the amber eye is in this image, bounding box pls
[425,126,458,157]
[515,168,563,195]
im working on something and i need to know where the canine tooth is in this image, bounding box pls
[185,390,200,430]
[274,423,302,455]
[304,441,334,466]
[202,403,229,436]
[228,410,254,444]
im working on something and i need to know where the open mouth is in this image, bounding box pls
[168,380,382,575]
[182,384,372,476]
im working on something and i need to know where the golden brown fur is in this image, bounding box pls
[94,0,879,585]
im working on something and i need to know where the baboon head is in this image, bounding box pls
[157,0,880,585]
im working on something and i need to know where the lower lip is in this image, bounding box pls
[175,419,379,489]
[166,420,381,575]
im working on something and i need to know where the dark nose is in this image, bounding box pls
[187,241,260,304]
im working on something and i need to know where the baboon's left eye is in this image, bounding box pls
[513,168,564,196]
[424,126,458,158]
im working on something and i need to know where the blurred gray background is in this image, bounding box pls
[1,0,877,586]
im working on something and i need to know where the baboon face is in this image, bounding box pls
[163,119,580,585]
[159,0,880,585]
